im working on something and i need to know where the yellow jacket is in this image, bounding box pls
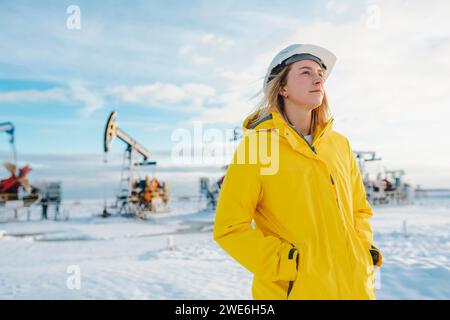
[213,110,383,300]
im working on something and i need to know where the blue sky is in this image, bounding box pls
[0,0,335,155]
[1,0,326,153]
[1,0,450,198]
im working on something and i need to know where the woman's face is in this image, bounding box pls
[280,59,325,110]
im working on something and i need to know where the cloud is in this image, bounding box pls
[106,82,216,111]
[178,43,213,66]
[326,1,350,15]
[201,33,234,48]
[178,32,235,66]
[179,45,194,56]
[189,54,214,66]
[69,81,106,117]
[0,80,217,115]
[180,68,264,125]
[0,88,69,103]
[189,0,450,129]
[0,82,105,117]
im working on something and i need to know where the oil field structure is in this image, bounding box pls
[103,111,169,219]
[1,121,62,222]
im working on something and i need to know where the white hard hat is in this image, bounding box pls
[263,43,337,94]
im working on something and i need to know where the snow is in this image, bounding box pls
[0,196,449,299]
[369,200,450,299]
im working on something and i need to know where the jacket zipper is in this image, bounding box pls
[289,126,317,154]
[287,117,334,155]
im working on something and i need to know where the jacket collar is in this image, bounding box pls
[242,110,334,158]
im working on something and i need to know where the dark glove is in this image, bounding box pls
[369,245,381,266]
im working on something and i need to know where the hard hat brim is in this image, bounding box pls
[263,44,336,93]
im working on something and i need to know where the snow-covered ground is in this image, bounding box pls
[0,196,449,299]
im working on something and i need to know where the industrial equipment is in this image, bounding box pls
[103,111,169,218]
[0,121,39,206]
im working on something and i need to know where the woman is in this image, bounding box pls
[213,44,383,300]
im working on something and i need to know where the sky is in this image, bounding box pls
[1,0,450,198]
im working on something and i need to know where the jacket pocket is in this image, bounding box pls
[354,235,375,275]
[286,244,300,299]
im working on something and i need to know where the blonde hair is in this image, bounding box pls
[247,64,332,136]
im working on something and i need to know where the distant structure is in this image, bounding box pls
[1,121,39,207]
[414,187,450,199]
[355,151,414,205]
[103,111,169,218]
[198,126,241,211]
[199,177,222,211]
[1,121,61,221]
